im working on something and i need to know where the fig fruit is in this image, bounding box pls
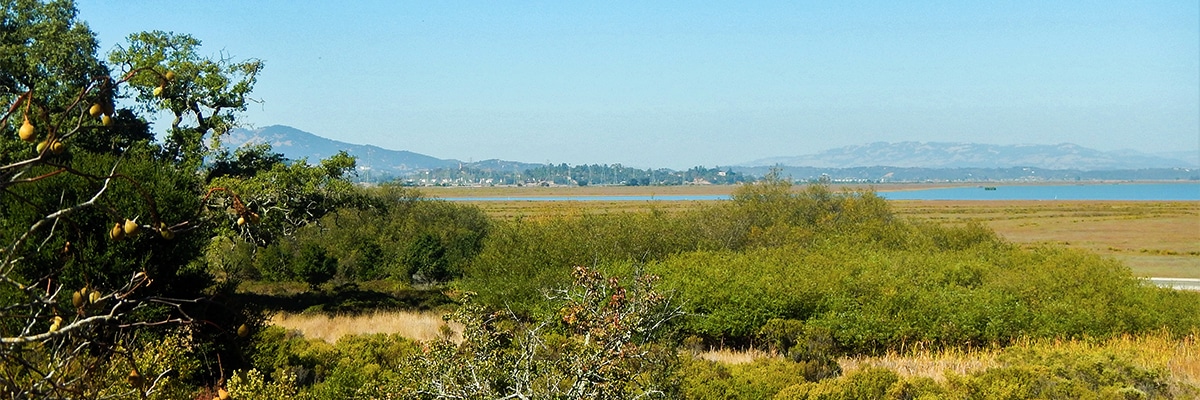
[110,223,125,240]
[123,219,139,235]
[237,324,250,337]
[49,140,65,155]
[237,216,246,226]
[164,70,176,81]
[89,291,101,305]
[127,369,144,387]
[19,118,35,142]
[72,290,84,307]
[101,114,113,126]
[152,85,164,97]
[89,103,104,117]
[36,140,48,153]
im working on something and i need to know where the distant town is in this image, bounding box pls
[225,125,1200,187]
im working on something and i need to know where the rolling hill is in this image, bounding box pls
[223,125,457,173]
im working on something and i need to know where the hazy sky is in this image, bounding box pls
[77,1,1198,169]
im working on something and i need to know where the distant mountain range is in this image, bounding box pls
[223,125,542,179]
[745,142,1198,170]
[224,126,1198,182]
[224,125,455,171]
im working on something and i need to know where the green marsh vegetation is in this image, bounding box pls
[226,172,1200,398]
[4,0,1199,397]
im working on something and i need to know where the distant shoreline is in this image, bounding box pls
[417,180,1198,199]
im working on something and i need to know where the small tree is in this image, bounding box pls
[408,266,684,399]
[293,243,336,291]
[404,233,449,284]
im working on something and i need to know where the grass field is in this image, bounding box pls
[893,200,1200,278]
[271,310,463,343]
[424,184,1200,278]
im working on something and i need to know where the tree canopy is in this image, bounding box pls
[0,1,354,397]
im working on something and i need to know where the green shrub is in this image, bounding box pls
[679,357,837,400]
[247,193,489,285]
[305,333,420,399]
[227,369,299,400]
[776,367,900,400]
[247,326,338,385]
[964,346,1170,398]
[462,211,718,314]
[293,244,337,290]
[650,235,1200,353]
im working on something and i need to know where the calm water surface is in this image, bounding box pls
[441,183,1200,202]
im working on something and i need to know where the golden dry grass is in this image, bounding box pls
[1025,332,1200,390]
[696,332,1200,388]
[837,332,1200,387]
[270,311,463,344]
[892,200,1200,278]
[696,347,776,364]
[839,347,1003,382]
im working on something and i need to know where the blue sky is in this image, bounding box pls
[76,1,1198,168]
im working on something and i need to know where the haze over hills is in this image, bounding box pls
[746,142,1199,171]
[224,125,458,174]
[225,126,1198,181]
[225,125,550,180]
